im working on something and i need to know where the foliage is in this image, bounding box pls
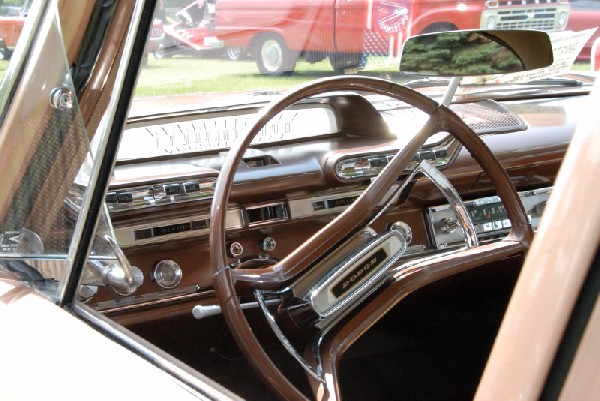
[0,0,25,5]
[401,32,524,76]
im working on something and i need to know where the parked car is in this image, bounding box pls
[566,0,600,61]
[153,21,220,59]
[1,1,599,401]
[151,0,243,60]
[145,18,165,55]
[209,0,571,74]
[0,0,28,60]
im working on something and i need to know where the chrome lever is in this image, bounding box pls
[87,236,144,296]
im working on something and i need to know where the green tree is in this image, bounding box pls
[401,32,523,76]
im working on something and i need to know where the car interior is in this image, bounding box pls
[87,28,584,401]
[1,1,598,401]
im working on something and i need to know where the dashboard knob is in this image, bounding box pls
[227,242,244,258]
[260,237,277,252]
[439,217,460,233]
[389,221,412,244]
[152,260,182,289]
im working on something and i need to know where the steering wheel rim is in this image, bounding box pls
[209,75,533,401]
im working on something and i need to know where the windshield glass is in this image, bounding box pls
[127,0,595,116]
[118,0,597,162]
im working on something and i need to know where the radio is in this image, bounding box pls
[426,187,551,249]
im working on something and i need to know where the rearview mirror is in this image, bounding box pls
[400,30,553,77]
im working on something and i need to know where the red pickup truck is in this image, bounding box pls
[210,0,571,75]
[0,7,26,60]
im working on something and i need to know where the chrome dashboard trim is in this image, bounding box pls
[113,209,243,248]
[106,177,216,211]
[243,201,290,227]
[113,186,401,248]
[427,186,552,249]
[119,104,338,161]
[91,285,204,312]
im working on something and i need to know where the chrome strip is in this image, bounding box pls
[92,285,204,312]
[255,290,325,382]
[113,209,243,248]
[59,0,148,301]
[419,160,479,248]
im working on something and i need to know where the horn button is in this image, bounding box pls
[307,228,409,318]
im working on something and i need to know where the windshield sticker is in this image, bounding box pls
[468,29,597,85]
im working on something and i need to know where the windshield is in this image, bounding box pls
[118,0,597,162]
[128,0,595,116]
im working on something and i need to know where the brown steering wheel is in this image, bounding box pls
[209,76,533,401]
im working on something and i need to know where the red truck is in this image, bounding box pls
[209,0,571,75]
[0,4,27,60]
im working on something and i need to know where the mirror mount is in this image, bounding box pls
[441,77,462,107]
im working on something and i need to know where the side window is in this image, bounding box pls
[0,1,117,302]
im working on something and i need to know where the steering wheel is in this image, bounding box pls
[209,76,533,401]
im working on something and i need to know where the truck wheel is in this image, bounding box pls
[225,46,244,61]
[330,52,367,73]
[153,48,173,59]
[0,43,11,60]
[255,34,297,75]
[153,49,167,59]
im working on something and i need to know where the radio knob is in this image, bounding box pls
[439,217,460,233]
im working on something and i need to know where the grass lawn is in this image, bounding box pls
[0,56,594,99]
[133,54,406,97]
[134,55,595,98]
[0,60,8,78]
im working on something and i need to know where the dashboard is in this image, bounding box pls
[87,88,584,325]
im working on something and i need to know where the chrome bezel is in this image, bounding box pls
[152,260,183,289]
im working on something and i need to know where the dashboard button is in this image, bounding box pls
[227,242,244,258]
[260,237,277,252]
